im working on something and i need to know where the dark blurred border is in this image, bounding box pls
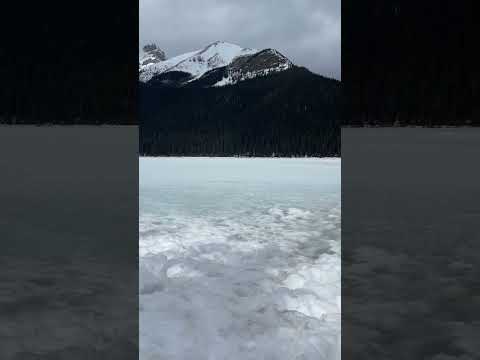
[342,1,479,358]
[342,1,477,126]
[342,128,480,359]
[0,126,138,359]
[0,1,139,358]
[0,2,138,125]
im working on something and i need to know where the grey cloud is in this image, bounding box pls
[140,0,340,79]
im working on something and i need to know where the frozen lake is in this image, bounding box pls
[139,157,341,360]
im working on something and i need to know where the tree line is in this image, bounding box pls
[140,67,341,157]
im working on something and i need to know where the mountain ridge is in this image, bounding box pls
[139,41,293,87]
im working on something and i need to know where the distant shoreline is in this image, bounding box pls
[0,124,136,127]
[140,156,341,160]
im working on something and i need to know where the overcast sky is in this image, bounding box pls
[140,0,340,80]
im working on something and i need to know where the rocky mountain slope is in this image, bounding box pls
[140,44,166,66]
[139,41,293,87]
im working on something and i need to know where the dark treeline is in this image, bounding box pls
[343,1,478,126]
[140,67,340,157]
[0,2,137,124]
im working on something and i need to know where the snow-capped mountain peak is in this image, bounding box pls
[139,41,294,85]
[139,44,166,66]
[139,41,257,83]
[167,41,258,80]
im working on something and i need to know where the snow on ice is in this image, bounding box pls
[139,157,341,360]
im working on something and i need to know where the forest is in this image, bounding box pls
[140,67,341,157]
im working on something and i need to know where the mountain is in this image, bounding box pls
[140,44,167,66]
[140,42,340,157]
[139,41,292,87]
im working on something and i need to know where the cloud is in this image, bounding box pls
[140,0,340,79]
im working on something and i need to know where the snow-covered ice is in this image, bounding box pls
[140,157,341,360]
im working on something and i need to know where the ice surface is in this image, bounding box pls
[140,157,341,360]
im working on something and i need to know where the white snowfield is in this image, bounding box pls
[139,41,258,83]
[139,41,293,86]
[139,49,200,82]
[140,157,341,360]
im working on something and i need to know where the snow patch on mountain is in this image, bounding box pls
[139,49,201,82]
[139,41,258,83]
[140,44,167,66]
[171,41,258,79]
[213,61,293,87]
